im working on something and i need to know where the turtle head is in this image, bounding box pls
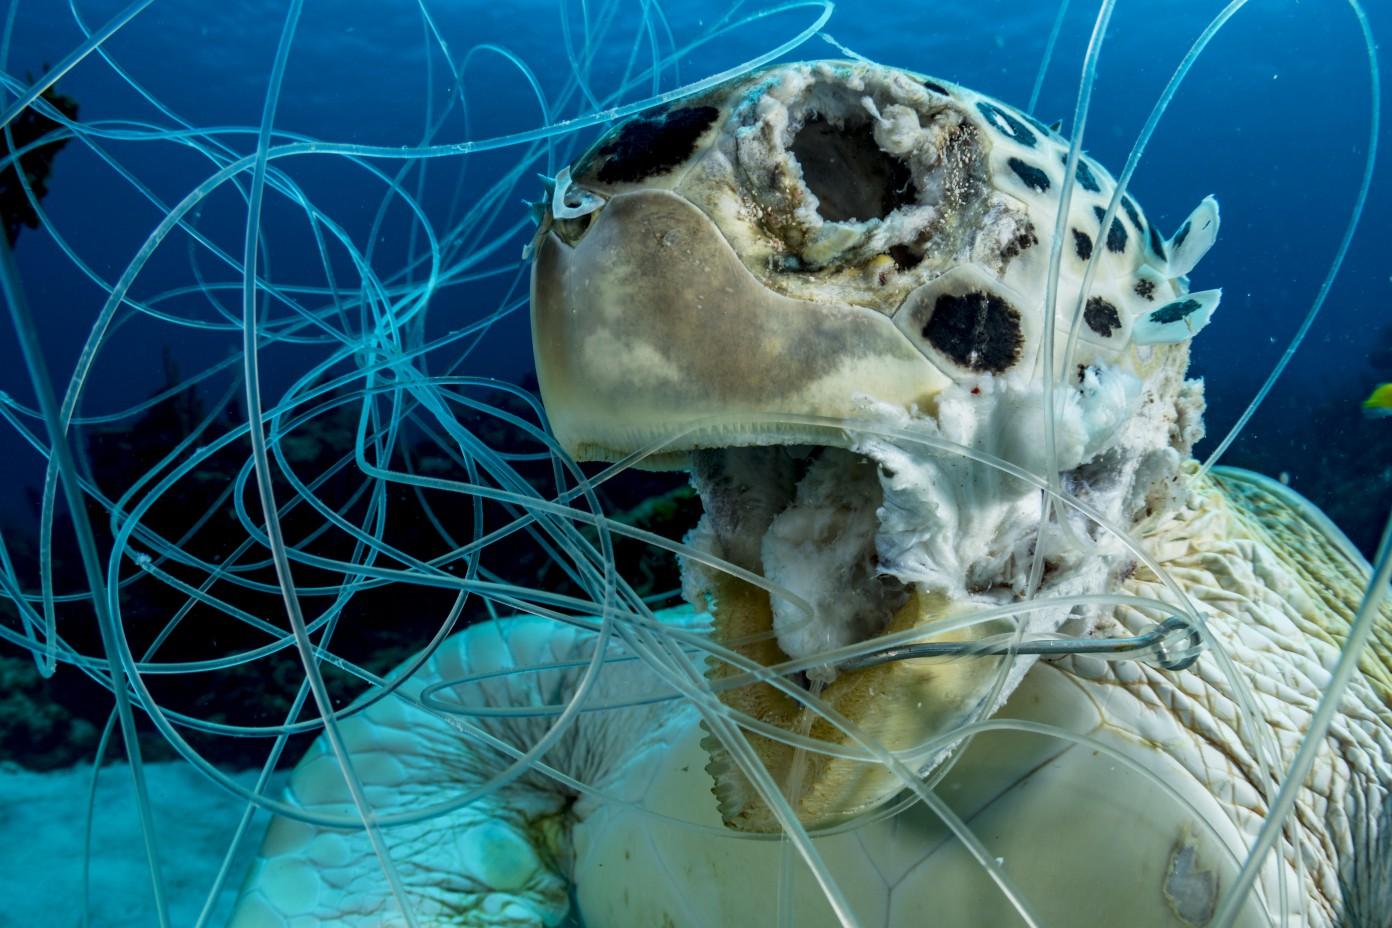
[529,60,1216,832]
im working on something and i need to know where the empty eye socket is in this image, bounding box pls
[790,116,917,223]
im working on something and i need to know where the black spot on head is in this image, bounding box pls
[922,291,1024,373]
[1092,205,1128,253]
[1001,222,1038,261]
[1063,154,1101,193]
[1134,278,1156,301]
[1172,219,1192,251]
[1147,223,1166,260]
[1120,195,1144,231]
[1107,221,1128,254]
[1084,297,1122,337]
[595,105,720,184]
[1072,228,1093,261]
[1020,111,1055,137]
[977,101,1037,147]
[1008,157,1050,193]
[921,80,950,96]
[1150,298,1201,324]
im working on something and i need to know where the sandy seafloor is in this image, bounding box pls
[0,763,285,928]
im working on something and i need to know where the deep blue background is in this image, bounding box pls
[3,0,1389,531]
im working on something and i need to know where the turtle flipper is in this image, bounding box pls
[229,611,699,927]
[1165,195,1220,278]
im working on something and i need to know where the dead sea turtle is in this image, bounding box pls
[231,61,1392,927]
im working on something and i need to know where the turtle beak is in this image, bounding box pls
[530,187,947,468]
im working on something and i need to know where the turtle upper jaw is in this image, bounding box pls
[530,188,949,469]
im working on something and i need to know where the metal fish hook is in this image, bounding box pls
[838,616,1204,674]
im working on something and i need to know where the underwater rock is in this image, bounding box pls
[0,653,97,770]
[0,79,78,246]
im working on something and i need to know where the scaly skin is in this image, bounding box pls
[231,467,1392,927]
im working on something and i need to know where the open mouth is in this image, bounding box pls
[679,436,1025,833]
[687,444,913,683]
[690,442,907,676]
[669,359,1196,832]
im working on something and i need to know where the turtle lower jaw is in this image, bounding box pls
[682,444,1013,833]
[693,569,1007,833]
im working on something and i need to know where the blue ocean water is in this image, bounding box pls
[2,0,1388,541]
[0,3,1389,925]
